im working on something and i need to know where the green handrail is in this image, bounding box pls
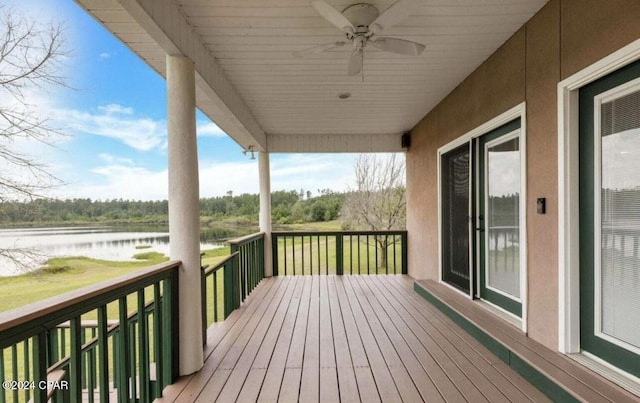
[0,261,179,403]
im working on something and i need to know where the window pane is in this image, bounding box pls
[600,89,640,349]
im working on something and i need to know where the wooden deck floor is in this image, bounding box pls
[159,275,549,402]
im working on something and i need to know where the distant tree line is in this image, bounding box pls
[0,189,345,225]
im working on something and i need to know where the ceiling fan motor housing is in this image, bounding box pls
[342,3,379,34]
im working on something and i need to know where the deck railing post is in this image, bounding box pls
[200,268,207,345]
[401,231,408,274]
[31,333,47,403]
[272,234,279,276]
[225,247,240,316]
[336,234,344,275]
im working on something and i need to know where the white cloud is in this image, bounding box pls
[197,121,226,137]
[58,154,361,201]
[199,161,259,196]
[64,164,169,201]
[54,105,166,151]
[98,104,132,115]
[271,154,355,194]
[99,52,111,60]
[98,153,133,165]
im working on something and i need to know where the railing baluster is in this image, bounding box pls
[309,235,313,276]
[283,236,287,275]
[70,316,83,402]
[358,235,361,274]
[153,283,163,399]
[118,297,130,402]
[88,328,96,403]
[138,290,149,402]
[31,333,47,403]
[367,235,370,274]
[375,235,379,273]
[97,306,109,403]
[317,235,320,273]
[336,233,344,275]
[240,245,246,301]
[385,235,389,275]
[129,319,137,401]
[23,338,30,403]
[213,272,219,323]
[301,235,305,275]
[11,344,17,403]
[325,235,329,274]
[81,324,87,389]
[292,236,296,275]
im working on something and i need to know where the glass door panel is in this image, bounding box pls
[579,60,640,377]
[477,119,522,317]
[441,143,471,293]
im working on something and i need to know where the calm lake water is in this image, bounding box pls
[0,225,231,276]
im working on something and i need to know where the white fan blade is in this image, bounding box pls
[293,41,345,57]
[311,0,355,33]
[369,0,418,35]
[348,49,363,76]
[371,37,425,56]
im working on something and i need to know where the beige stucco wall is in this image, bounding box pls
[406,0,640,350]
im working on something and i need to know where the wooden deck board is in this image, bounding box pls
[161,275,563,402]
[386,276,549,403]
[347,275,437,403]
[416,279,639,403]
[327,276,360,403]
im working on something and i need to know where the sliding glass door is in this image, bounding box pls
[439,118,523,318]
[441,143,471,294]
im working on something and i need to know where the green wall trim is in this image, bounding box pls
[413,282,579,403]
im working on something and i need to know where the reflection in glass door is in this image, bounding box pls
[477,119,522,317]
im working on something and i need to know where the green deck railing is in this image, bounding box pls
[0,261,179,403]
[272,230,407,276]
[228,232,265,303]
[200,251,238,344]
[201,233,265,345]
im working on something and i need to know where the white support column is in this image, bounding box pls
[166,55,203,375]
[259,151,273,277]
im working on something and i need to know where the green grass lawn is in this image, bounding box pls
[0,247,232,313]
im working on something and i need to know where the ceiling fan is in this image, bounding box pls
[294,0,425,76]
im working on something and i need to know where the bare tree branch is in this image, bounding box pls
[341,154,406,267]
[0,6,69,273]
[0,6,68,202]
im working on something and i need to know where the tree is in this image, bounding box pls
[0,6,67,270]
[341,154,406,267]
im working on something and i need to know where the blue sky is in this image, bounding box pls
[5,0,362,201]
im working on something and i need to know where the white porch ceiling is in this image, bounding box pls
[76,0,547,152]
